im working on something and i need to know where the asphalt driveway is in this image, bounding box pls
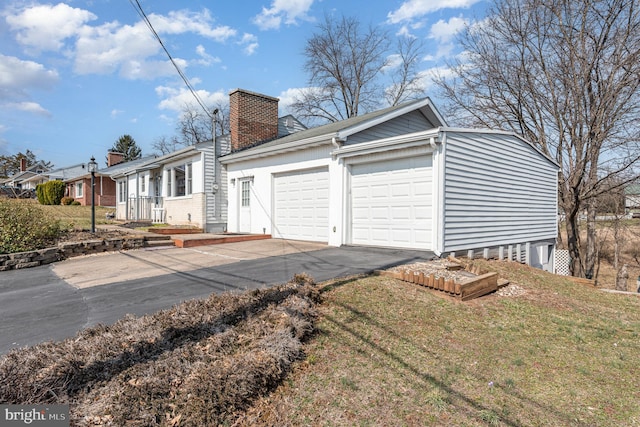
[0,239,433,355]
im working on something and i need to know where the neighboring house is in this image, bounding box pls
[221,94,559,272]
[1,159,50,189]
[64,152,147,207]
[24,163,90,192]
[625,184,640,212]
[111,89,306,232]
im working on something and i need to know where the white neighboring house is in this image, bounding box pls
[221,95,559,272]
[111,141,227,231]
[625,184,640,213]
[111,89,306,232]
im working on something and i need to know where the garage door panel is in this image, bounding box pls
[350,156,432,250]
[274,168,329,242]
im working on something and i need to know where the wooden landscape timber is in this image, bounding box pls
[376,258,502,301]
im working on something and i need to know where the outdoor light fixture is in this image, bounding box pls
[88,156,97,233]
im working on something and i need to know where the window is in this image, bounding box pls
[75,182,83,198]
[140,175,145,193]
[241,180,250,207]
[175,166,186,196]
[118,181,126,203]
[167,163,191,197]
[186,163,192,195]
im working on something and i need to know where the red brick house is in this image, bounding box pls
[64,152,124,207]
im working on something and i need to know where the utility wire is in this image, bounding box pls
[128,0,213,120]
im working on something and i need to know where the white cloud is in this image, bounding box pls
[0,55,57,116]
[429,16,468,42]
[384,54,404,71]
[5,4,239,79]
[253,0,315,30]
[0,55,59,92]
[111,109,124,118]
[195,45,221,66]
[388,0,481,24]
[427,16,470,59]
[239,33,259,56]
[145,10,236,42]
[6,101,51,117]
[5,3,96,52]
[277,87,303,111]
[155,85,227,113]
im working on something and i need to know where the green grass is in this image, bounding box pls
[237,261,640,426]
[35,203,116,230]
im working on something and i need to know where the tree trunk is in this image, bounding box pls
[564,210,584,277]
[584,200,597,280]
[616,264,628,292]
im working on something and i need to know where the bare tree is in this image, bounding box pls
[153,103,230,156]
[384,37,426,106]
[435,0,640,278]
[151,135,184,156]
[290,14,390,123]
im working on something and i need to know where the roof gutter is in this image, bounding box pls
[221,133,334,164]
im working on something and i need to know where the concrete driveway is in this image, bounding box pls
[0,239,433,355]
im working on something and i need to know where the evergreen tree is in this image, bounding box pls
[111,135,142,162]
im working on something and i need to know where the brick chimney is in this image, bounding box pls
[20,158,27,172]
[229,89,279,151]
[107,151,124,167]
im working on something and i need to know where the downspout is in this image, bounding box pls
[331,135,346,149]
[433,131,446,256]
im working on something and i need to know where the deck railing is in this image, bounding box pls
[128,196,164,222]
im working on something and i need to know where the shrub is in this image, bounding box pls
[61,197,74,205]
[0,199,61,253]
[71,201,81,206]
[0,278,320,425]
[36,181,66,205]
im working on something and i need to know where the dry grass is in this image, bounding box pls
[0,275,320,426]
[2,263,639,425]
[237,262,640,427]
[590,220,640,290]
[36,203,117,230]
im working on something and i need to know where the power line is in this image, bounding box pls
[128,0,213,119]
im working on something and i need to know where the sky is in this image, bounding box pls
[0,0,487,169]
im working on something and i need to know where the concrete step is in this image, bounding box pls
[144,234,173,242]
[143,235,175,248]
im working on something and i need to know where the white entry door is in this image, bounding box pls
[350,155,433,249]
[238,179,251,233]
[273,168,329,242]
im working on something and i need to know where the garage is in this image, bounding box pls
[350,155,433,249]
[273,168,330,242]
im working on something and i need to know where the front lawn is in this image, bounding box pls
[2,261,639,426]
[239,260,640,426]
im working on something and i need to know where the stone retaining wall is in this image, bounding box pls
[0,237,146,271]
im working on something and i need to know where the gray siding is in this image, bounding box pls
[442,131,558,252]
[203,135,231,232]
[347,110,435,144]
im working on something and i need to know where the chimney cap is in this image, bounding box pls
[229,88,279,102]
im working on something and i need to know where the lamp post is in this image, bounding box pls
[88,156,97,233]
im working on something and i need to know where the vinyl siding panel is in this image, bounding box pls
[442,131,558,252]
[346,110,435,144]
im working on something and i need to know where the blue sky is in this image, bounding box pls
[0,0,486,168]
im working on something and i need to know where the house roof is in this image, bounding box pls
[220,97,447,163]
[46,163,88,181]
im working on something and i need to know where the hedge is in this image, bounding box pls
[36,180,67,205]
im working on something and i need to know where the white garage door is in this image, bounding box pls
[350,155,432,249]
[274,168,330,242]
